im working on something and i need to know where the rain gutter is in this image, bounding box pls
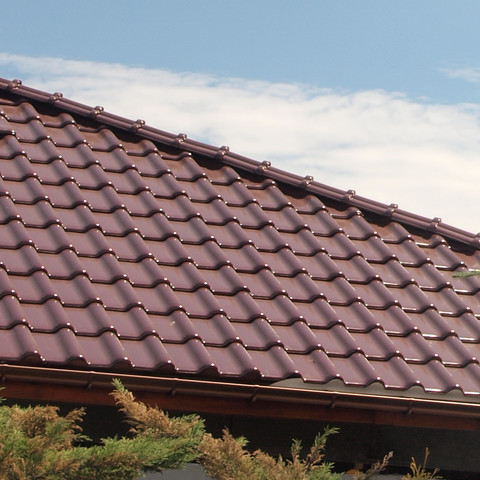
[2,364,480,428]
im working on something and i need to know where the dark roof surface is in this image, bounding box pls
[1,78,480,399]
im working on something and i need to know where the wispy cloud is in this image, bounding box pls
[441,66,480,84]
[2,53,480,233]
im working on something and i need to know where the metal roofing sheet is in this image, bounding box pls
[1,78,480,401]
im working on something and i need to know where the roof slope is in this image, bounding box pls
[1,78,480,401]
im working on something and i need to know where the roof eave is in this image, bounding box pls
[2,365,480,431]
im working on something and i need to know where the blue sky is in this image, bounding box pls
[2,1,480,232]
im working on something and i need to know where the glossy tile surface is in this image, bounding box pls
[2,79,480,398]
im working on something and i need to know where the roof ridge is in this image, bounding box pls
[1,77,479,250]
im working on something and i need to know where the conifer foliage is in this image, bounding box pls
[0,381,440,479]
[0,381,343,480]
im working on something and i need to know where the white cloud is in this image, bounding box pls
[2,53,480,233]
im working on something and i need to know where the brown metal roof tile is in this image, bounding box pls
[212,290,264,322]
[387,283,434,313]
[450,291,480,316]
[225,244,266,273]
[450,267,480,294]
[32,328,87,367]
[80,185,125,213]
[119,334,173,372]
[9,271,56,303]
[131,152,170,177]
[349,328,399,360]
[87,279,139,311]
[444,312,480,342]
[193,198,234,225]
[0,194,22,223]
[118,190,163,217]
[314,232,359,259]
[4,176,48,204]
[28,224,72,253]
[227,202,271,229]
[292,194,326,214]
[272,320,320,353]
[247,345,299,380]
[260,247,306,276]
[106,232,150,261]
[75,331,131,369]
[44,122,86,147]
[0,100,40,122]
[80,253,127,283]
[0,222,32,250]
[42,181,86,209]
[352,280,398,309]
[31,158,72,183]
[0,134,26,159]
[49,275,99,307]
[177,177,220,203]
[294,298,342,329]
[313,276,360,305]
[330,352,379,386]
[0,155,35,181]
[92,208,138,236]
[0,294,27,329]
[189,314,238,346]
[249,184,291,210]
[446,362,480,395]
[297,209,341,237]
[66,228,112,257]
[420,243,465,270]
[107,170,148,197]
[162,154,206,181]
[316,324,360,357]
[281,228,325,255]
[280,272,326,302]
[1,244,45,275]
[288,349,339,383]
[370,258,414,287]
[11,118,49,143]
[61,303,115,336]
[365,305,414,335]
[168,286,219,318]
[197,264,244,294]
[56,143,98,168]
[407,359,457,393]
[390,332,438,363]
[268,206,308,233]
[254,294,302,325]
[369,356,418,389]
[166,338,217,375]
[38,248,84,279]
[390,239,432,266]
[206,342,259,379]
[78,127,123,151]
[16,200,61,228]
[0,324,42,363]
[231,317,282,350]
[420,287,470,316]
[237,268,285,298]
[208,220,251,248]
[332,255,377,283]
[168,217,214,244]
[144,236,194,266]
[53,204,98,232]
[427,335,478,367]
[334,213,378,240]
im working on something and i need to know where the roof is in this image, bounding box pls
[2,77,480,418]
